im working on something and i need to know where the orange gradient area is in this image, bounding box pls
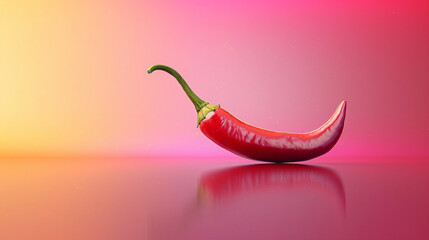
[0,0,157,157]
[0,158,152,239]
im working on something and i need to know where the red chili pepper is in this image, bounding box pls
[148,65,347,162]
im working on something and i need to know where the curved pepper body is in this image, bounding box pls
[199,101,346,162]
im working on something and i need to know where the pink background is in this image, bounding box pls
[1,0,428,159]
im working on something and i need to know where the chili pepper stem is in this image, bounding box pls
[147,64,219,127]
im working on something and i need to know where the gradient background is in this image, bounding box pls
[1,0,428,160]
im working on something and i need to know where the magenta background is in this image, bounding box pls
[144,0,429,159]
[1,0,428,159]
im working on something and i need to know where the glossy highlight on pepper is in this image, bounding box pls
[147,65,347,162]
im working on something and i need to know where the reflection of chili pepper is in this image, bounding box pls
[148,65,347,162]
[199,164,345,211]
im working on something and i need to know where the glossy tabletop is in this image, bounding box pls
[0,157,428,240]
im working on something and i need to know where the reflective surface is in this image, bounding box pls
[0,158,428,239]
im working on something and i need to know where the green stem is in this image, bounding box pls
[147,65,208,112]
[147,64,220,127]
